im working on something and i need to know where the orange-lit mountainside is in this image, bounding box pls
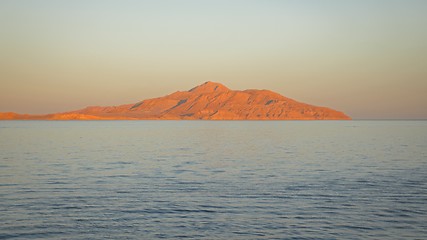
[0,82,350,120]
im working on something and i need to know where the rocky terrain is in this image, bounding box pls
[0,82,350,120]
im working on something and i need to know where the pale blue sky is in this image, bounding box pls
[1,0,426,119]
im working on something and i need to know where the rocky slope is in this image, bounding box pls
[0,82,350,120]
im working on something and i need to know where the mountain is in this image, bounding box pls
[0,82,350,120]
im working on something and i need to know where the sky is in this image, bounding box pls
[1,0,426,119]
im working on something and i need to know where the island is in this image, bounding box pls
[0,82,350,120]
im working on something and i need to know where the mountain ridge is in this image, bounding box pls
[0,81,351,120]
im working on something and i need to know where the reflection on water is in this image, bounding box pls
[0,120,426,239]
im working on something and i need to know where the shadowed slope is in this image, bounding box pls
[0,82,350,120]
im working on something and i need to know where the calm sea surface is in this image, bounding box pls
[0,120,426,239]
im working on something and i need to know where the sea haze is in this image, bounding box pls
[0,120,426,239]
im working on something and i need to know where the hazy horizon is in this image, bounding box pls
[1,0,426,119]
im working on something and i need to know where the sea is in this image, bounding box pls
[0,120,426,239]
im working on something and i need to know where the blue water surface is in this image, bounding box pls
[0,120,426,239]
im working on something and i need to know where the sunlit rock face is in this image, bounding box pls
[0,82,351,120]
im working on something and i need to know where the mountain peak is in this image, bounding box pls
[0,82,351,120]
[189,81,230,94]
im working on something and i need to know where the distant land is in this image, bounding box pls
[0,82,350,120]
